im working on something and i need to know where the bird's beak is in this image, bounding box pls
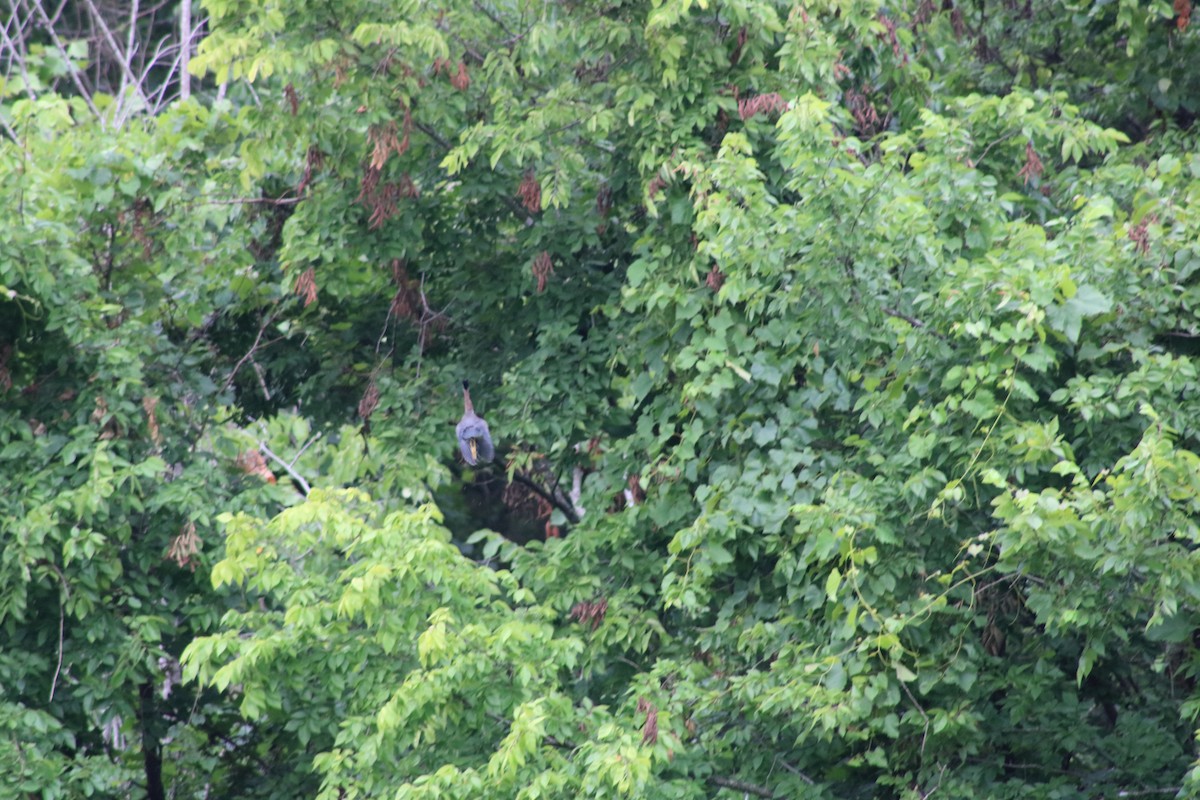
[469,439,478,461]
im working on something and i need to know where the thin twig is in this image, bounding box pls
[198,195,303,206]
[900,679,931,757]
[882,306,946,339]
[473,0,517,38]
[41,560,71,702]
[25,0,102,120]
[775,758,816,786]
[77,0,151,118]
[971,130,1017,168]
[413,120,536,225]
[0,6,38,105]
[290,433,322,467]
[222,309,283,392]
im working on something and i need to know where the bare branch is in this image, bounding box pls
[36,559,72,703]
[197,195,304,206]
[290,432,323,466]
[511,470,581,525]
[179,0,191,100]
[222,309,284,393]
[258,440,311,495]
[775,758,816,785]
[23,0,102,120]
[77,0,152,118]
[0,5,39,105]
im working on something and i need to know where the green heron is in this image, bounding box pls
[456,380,494,465]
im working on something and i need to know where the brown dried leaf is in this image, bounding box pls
[295,267,319,307]
[167,521,201,570]
[358,378,380,422]
[1017,140,1044,186]
[532,251,554,294]
[518,170,542,214]
[705,264,725,292]
[369,121,401,171]
[738,92,788,121]
[236,450,277,484]
[284,83,300,115]
[450,60,471,90]
[641,703,659,745]
[142,395,163,447]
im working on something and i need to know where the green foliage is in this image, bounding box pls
[5,0,1200,798]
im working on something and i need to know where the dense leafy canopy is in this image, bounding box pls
[4,0,1200,798]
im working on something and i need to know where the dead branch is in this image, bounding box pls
[257,440,311,495]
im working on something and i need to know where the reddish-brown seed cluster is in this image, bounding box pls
[434,58,471,90]
[646,174,667,200]
[532,251,554,294]
[451,61,470,90]
[294,266,318,307]
[358,110,418,228]
[166,521,201,571]
[876,12,905,61]
[1017,140,1044,186]
[283,83,299,115]
[570,597,608,630]
[737,92,787,122]
[706,264,725,293]
[297,145,325,195]
[143,395,162,447]
[518,170,542,214]
[846,87,882,135]
[636,697,659,745]
[1128,214,1157,256]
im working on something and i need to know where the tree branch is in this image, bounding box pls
[38,559,71,703]
[473,0,517,39]
[24,0,102,120]
[222,304,285,393]
[708,775,777,798]
[511,470,581,525]
[413,120,536,226]
[257,440,312,495]
[179,0,192,100]
[77,0,152,117]
[882,306,946,339]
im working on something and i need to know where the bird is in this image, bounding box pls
[456,380,494,465]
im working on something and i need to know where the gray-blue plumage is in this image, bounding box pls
[456,380,494,465]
